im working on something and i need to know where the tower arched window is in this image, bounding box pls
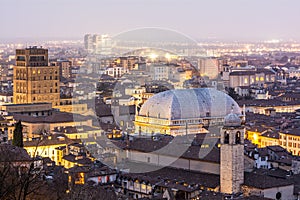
[224,131,229,144]
[235,131,241,144]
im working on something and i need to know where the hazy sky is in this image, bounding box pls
[1,0,299,41]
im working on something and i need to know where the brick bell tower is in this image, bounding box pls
[220,111,245,194]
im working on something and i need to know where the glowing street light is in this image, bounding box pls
[165,53,171,61]
[149,53,158,61]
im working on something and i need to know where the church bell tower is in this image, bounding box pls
[220,112,245,194]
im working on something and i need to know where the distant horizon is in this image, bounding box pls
[0,35,300,44]
[1,0,300,43]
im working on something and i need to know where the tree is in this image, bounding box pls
[12,121,23,148]
[0,143,66,200]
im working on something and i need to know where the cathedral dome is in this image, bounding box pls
[139,88,241,120]
[224,112,242,127]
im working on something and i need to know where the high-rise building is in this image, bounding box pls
[84,34,94,53]
[51,59,72,79]
[84,34,113,55]
[94,34,112,55]
[13,46,60,106]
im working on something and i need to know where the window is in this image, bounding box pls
[224,131,229,144]
[276,192,282,200]
[235,131,241,144]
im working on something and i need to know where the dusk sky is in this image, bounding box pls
[1,0,299,41]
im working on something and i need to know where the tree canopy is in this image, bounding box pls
[12,120,23,148]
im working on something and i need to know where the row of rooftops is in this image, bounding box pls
[12,111,91,124]
[237,98,300,107]
[245,112,300,137]
[119,161,294,192]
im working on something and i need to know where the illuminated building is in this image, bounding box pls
[13,111,92,139]
[24,134,76,165]
[134,88,242,136]
[279,129,300,156]
[229,67,276,88]
[13,47,60,106]
[198,58,219,79]
[53,125,103,140]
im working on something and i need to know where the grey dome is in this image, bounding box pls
[139,88,241,120]
[224,113,242,127]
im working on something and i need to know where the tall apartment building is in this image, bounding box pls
[51,59,72,79]
[13,46,60,106]
[84,34,112,55]
[84,34,94,53]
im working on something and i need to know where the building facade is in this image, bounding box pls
[13,47,60,106]
[229,68,276,88]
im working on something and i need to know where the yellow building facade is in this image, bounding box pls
[14,47,60,106]
[279,131,300,156]
[24,135,76,165]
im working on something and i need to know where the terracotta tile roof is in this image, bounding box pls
[23,134,79,147]
[281,128,300,136]
[120,164,220,191]
[244,172,293,189]
[112,134,220,163]
[13,111,90,124]
[62,154,93,165]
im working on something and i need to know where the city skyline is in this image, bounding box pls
[1,1,300,199]
[1,0,300,42]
